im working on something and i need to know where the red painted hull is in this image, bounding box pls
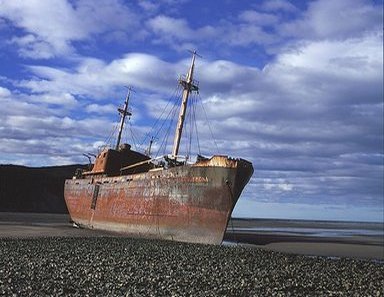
[64,156,253,244]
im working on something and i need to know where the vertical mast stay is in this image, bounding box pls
[115,87,133,150]
[171,51,200,159]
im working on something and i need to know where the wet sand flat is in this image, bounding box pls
[1,212,383,259]
[224,231,384,260]
[254,242,384,260]
[0,213,114,238]
[225,218,384,260]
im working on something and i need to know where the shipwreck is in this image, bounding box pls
[64,52,253,244]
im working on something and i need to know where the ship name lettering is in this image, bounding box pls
[173,176,208,183]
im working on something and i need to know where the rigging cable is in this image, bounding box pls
[184,92,193,160]
[161,100,180,156]
[146,87,183,157]
[155,93,181,157]
[192,94,201,155]
[140,86,182,147]
[226,180,238,245]
[128,120,139,151]
[104,123,119,150]
[198,93,220,155]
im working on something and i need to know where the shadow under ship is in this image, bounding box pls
[64,52,253,244]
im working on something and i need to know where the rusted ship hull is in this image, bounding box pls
[64,156,253,244]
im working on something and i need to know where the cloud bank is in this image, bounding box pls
[0,0,382,221]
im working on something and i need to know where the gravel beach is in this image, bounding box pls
[1,237,383,296]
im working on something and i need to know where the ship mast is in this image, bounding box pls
[171,51,199,159]
[115,88,132,150]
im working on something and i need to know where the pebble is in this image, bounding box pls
[0,237,383,296]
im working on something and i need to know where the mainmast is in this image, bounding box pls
[115,88,132,150]
[171,51,199,158]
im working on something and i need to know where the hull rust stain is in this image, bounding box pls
[65,156,253,244]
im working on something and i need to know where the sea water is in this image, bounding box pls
[227,218,384,240]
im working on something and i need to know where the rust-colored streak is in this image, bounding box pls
[65,156,253,245]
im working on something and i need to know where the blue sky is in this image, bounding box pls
[0,0,383,222]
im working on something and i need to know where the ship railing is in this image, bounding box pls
[164,154,198,167]
[167,154,192,163]
[119,154,195,172]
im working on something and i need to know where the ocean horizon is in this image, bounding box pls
[228,217,384,241]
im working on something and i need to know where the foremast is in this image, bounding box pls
[171,51,199,159]
[115,88,132,150]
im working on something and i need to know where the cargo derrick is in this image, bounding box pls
[64,52,254,244]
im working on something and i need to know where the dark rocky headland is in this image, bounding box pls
[1,236,383,297]
[0,164,85,213]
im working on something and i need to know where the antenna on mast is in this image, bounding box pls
[171,50,200,159]
[115,86,133,150]
[187,49,202,59]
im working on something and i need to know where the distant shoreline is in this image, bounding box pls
[231,217,384,224]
